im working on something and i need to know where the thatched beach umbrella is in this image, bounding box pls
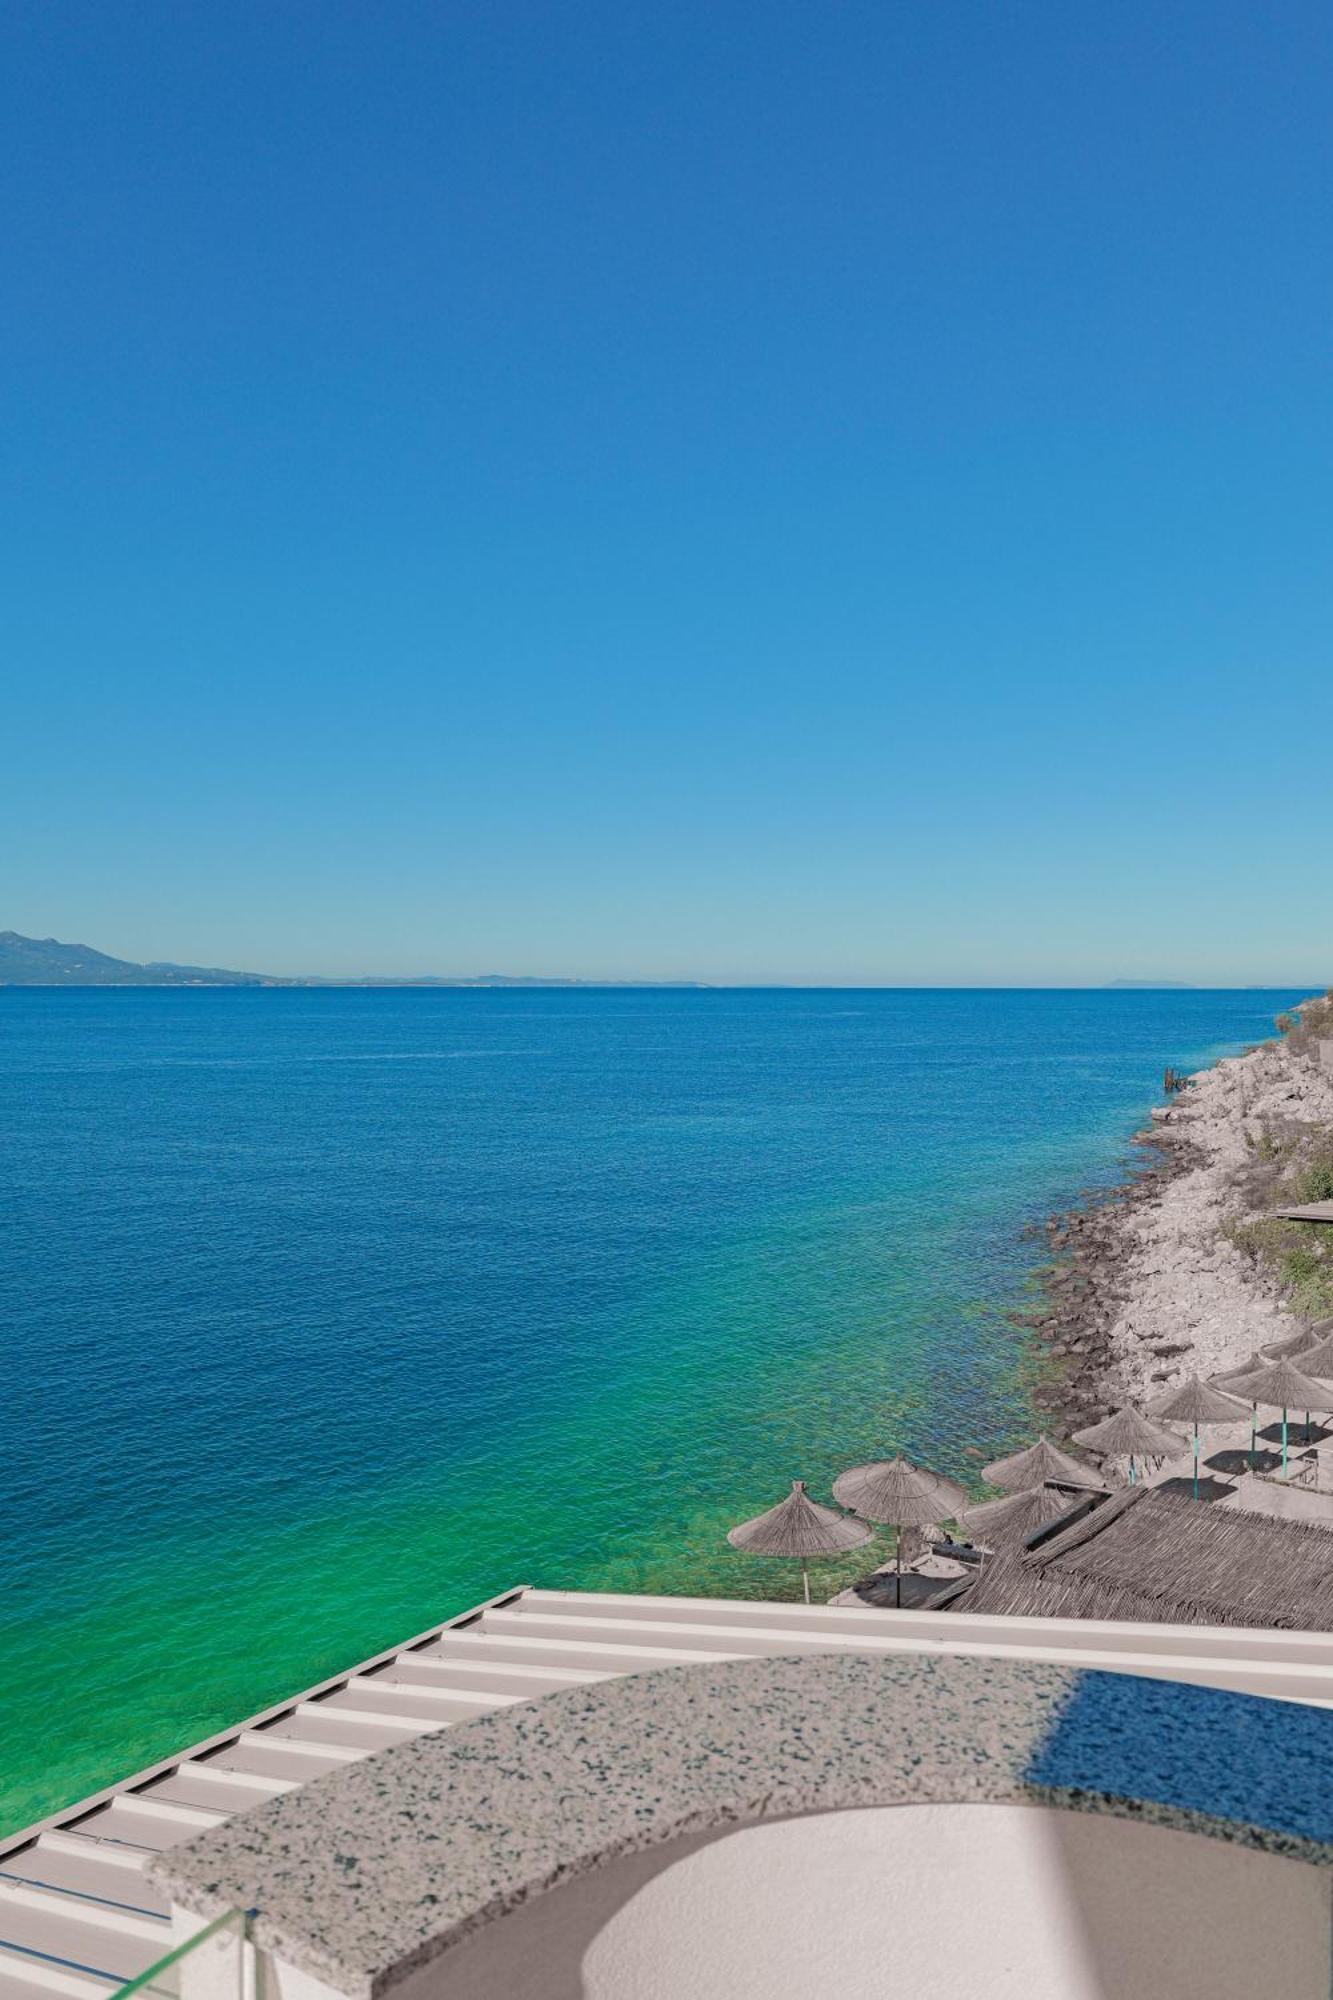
[959,1483,1075,1552]
[1279,1330,1333,1379]
[1270,1321,1332,1358]
[833,1456,968,1607]
[1147,1376,1248,1499]
[1213,1350,1286,1463]
[1262,1327,1317,1360]
[1072,1406,1183,1485]
[1221,1357,1333,1478]
[980,1436,1102,1494]
[1214,1349,1279,1383]
[1256,1320,1328,1368]
[726,1481,873,1604]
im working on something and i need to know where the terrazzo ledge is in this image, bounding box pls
[150,1650,1333,2000]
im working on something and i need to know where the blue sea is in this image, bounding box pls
[0,985,1303,1833]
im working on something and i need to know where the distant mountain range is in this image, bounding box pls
[0,932,265,986]
[0,932,704,989]
[4,934,1300,992]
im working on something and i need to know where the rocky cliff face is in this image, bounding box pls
[1030,997,1333,1425]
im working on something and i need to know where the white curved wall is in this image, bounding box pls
[365,1803,1331,2000]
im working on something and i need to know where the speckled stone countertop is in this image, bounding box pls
[151,1653,1333,1999]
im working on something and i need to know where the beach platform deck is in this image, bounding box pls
[14,1583,1333,1997]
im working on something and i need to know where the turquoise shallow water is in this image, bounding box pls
[0,985,1303,1835]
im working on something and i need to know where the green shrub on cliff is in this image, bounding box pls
[1223,999,1333,1316]
[1225,1213,1333,1319]
[1282,1242,1333,1318]
[1225,1141,1333,1320]
[1278,992,1333,1056]
[1293,1150,1333,1205]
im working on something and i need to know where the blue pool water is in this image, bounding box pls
[0,985,1302,1832]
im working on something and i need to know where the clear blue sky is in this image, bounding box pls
[3,1,1330,983]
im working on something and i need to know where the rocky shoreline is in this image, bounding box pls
[1023,999,1333,1434]
[1025,1136,1198,1429]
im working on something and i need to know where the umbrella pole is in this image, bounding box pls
[1193,1424,1200,1501]
[896,1531,902,1609]
[1283,1409,1289,1478]
[1129,1454,1136,1486]
[801,1563,810,1606]
[1250,1402,1257,1468]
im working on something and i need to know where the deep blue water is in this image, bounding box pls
[0,985,1303,1831]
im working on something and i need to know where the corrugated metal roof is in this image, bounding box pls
[16,1572,1333,1997]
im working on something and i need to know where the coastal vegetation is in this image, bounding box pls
[1220,993,1333,1320]
[1227,1159,1333,1319]
[1031,990,1333,1427]
[1275,991,1333,1053]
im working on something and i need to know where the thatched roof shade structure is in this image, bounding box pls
[1072,1406,1183,1461]
[958,1483,1081,1552]
[1263,1328,1318,1360]
[981,1436,1102,1493]
[1213,1349,1283,1386]
[1255,1318,1333,1368]
[1223,1357,1333,1409]
[1219,1354,1333,1474]
[832,1456,968,1608]
[1148,1376,1247,1424]
[1213,1351,1329,1472]
[727,1482,872,1557]
[832,1456,967,1525]
[954,1487,1333,1630]
[727,1481,873,1604]
[1288,1330,1333,1377]
[1072,1406,1181,1458]
[1148,1375,1247,1497]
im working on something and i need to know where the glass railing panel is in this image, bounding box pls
[111,1907,248,2000]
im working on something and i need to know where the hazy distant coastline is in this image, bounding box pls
[0,931,706,990]
[2,931,1303,992]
